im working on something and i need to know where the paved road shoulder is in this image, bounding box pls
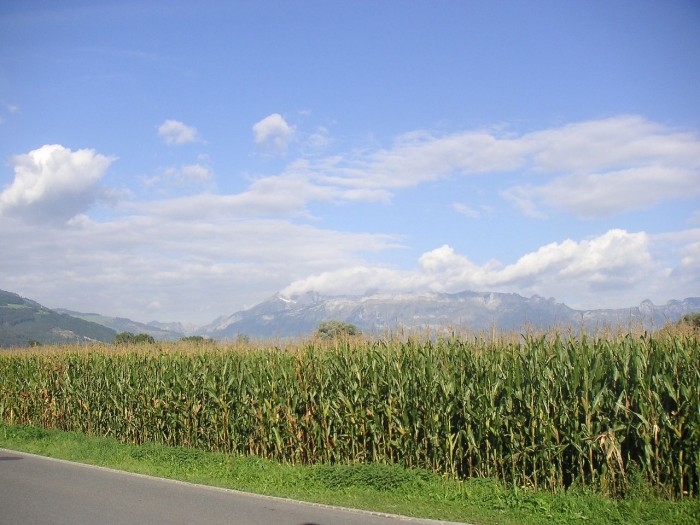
[0,448,466,525]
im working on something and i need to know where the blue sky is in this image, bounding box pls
[1,1,699,325]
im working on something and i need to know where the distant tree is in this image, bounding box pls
[679,313,700,328]
[114,332,155,344]
[114,332,136,344]
[180,335,208,344]
[235,333,250,344]
[315,320,360,339]
[134,333,156,344]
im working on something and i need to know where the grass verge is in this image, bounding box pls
[1,423,698,525]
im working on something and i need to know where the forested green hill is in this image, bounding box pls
[0,290,116,347]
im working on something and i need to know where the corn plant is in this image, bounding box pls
[0,333,697,498]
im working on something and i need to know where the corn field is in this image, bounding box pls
[1,334,698,498]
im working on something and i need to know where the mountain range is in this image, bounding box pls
[2,288,699,347]
[196,291,700,339]
[53,309,190,342]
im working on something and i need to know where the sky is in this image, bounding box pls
[1,0,699,326]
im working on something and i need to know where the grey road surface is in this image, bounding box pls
[0,449,466,525]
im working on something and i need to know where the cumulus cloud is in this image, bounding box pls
[283,229,692,309]
[253,113,295,153]
[0,144,114,223]
[157,119,201,145]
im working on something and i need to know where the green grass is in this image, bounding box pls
[2,423,698,525]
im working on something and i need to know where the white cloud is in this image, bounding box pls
[274,115,700,218]
[0,144,114,223]
[525,116,700,173]
[306,126,332,149]
[310,129,525,193]
[452,202,481,218]
[253,113,295,153]
[418,244,477,274]
[147,163,212,187]
[157,119,201,145]
[143,157,214,193]
[505,166,700,218]
[180,164,210,181]
[648,229,700,289]
[140,173,328,220]
[3,213,693,323]
[676,240,700,280]
[142,115,700,222]
[0,212,398,324]
[283,229,695,309]
[500,116,700,217]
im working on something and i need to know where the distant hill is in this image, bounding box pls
[0,290,117,347]
[197,291,700,339]
[55,309,186,342]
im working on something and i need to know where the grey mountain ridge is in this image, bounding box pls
[147,320,199,336]
[196,291,700,339]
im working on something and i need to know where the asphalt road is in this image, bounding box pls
[0,449,466,525]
